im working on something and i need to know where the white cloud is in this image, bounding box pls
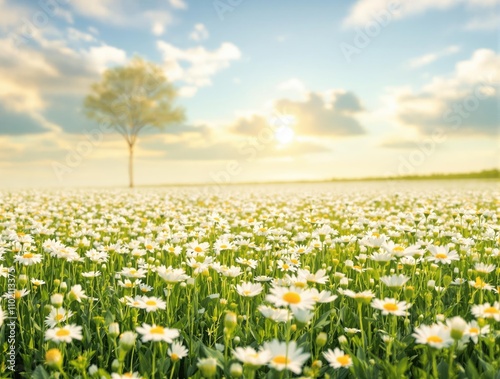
[170,0,188,10]
[189,23,209,41]
[144,11,173,36]
[69,0,122,22]
[408,45,460,69]
[387,49,500,135]
[466,13,500,30]
[152,23,165,36]
[54,7,74,24]
[343,0,499,27]
[84,45,127,72]
[277,78,307,94]
[67,27,96,42]
[178,86,199,98]
[157,41,242,95]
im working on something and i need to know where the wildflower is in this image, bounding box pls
[232,346,272,368]
[468,277,494,291]
[111,373,142,379]
[136,323,179,343]
[412,323,453,349]
[235,282,263,297]
[427,245,459,264]
[471,302,500,321]
[45,324,83,344]
[14,252,43,265]
[168,341,188,362]
[379,274,410,288]
[258,305,291,323]
[371,298,411,316]
[266,286,315,311]
[465,320,490,343]
[137,296,167,312]
[31,278,46,286]
[45,307,74,328]
[323,348,352,369]
[264,340,310,374]
[69,285,88,302]
[474,262,496,274]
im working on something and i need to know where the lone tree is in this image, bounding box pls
[83,57,185,188]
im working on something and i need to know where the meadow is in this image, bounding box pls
[0,181,499,378]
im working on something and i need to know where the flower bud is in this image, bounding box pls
[88,364,98,376]
[316,332,328,348]
[229,363,243,378]
[197,357,217,378]
[51,293,64,308]
[45,348,63,369]
[119,331,137,351]
[111,359,120,371]
[108,323,120,338]
[19,274,28,286]
[449,316,467,340]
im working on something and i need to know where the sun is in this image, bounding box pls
[275,126,295,145]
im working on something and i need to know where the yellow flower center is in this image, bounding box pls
[383,303,399,312]
[283,291,301,304]
[220,244,227,249]
[427,335,443,343]
[55,314,64,321]
[469,327,479,334]
[272,355,290,365]
[171,353,179,361]
[150,326,164,334]
[125,282,133,288]
[435,253,447,259]
[145,300,157,306]
[23,253,34,259]
[372,232,380,238]
[282,264,290,270]
[484,307,499,314]
[55,329,71,337]
[393,246,404,252]
[290,259,299,265]
[475,277,486,288]
[146,245,153,250]
[14,291,22,299]
[194,246,203,253]
[336,355,350,366]
[243,290,251,295]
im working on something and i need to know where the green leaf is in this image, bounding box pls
[32,365,50,379]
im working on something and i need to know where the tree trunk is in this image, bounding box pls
[128,143,134,188]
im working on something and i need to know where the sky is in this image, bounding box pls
[0,0,499,188]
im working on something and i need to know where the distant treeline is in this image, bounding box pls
[330,169,500,182]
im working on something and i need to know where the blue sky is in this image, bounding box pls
[0,0,498,187]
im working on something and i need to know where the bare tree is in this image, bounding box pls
[83,57,185,187]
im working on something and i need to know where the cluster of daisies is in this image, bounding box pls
[0,184,499,378]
